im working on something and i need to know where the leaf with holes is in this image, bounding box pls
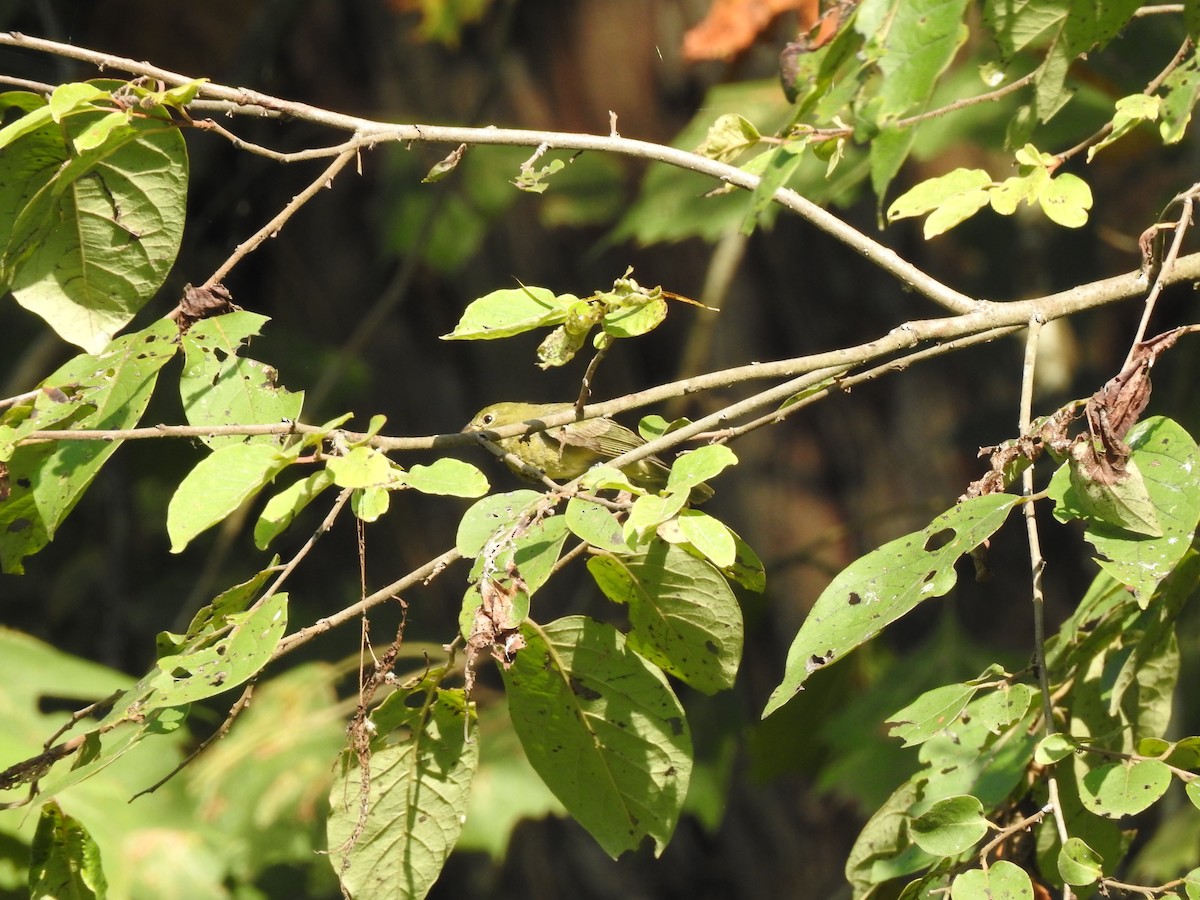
[763,494,1019,717]
[327,689,477,900]
[1079,759,1171,818]
[141,593,288,708]
[502,616,692,857]
[28,801,107,900]
[179,311,303,449]
[0,319,178,574]
[887,683,977,748]
[587,539,742,694]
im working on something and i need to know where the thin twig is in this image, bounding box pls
[258,487,355,608]
[894,71,1037,130]
[272,548,461,658]
[1126,191,1195,365]
[193,118,372,163]
[198,146,359,291]
[576,345,609,416]
[1057,37,1194,164]
[130,681,257,799]
[1019,315,1072,891]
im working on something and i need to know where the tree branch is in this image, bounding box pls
[0,31,980,315]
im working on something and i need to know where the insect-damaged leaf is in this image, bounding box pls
[763,494,1018,717]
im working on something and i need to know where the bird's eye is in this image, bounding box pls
[481,414,494,426]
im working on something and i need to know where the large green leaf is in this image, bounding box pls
[763,494,1019,716]
[327,689,477,900]
[502,616,692,857]
[0,98,188,351]
[587,539,743,694]
[0,318,179,573]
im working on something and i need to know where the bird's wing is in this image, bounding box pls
[555,418,648,459]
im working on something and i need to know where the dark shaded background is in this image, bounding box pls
[3,2,1200,898]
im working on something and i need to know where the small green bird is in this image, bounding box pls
[465,401,712,501]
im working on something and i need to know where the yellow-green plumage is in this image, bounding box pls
[465,402,711,500]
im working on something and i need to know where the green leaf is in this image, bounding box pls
[950,859,1032,899]
[1079,759,1171,817]
[1037,172,1092,228]
[888,683,977,748]
[327,690,477,900]
[254,469,336,549]
[972,683,1037,734]
[398,457,489,497]
[1160,55,1200,143]
[625,491,689,541]
[1184,867,1200,900]
[28,801,108,900]
[0,319,178,574]
[467,515,569,598]
[351,485,390,522]
[740,143,805,235]
[455,490,543,556]
[764,494,1019,716]
[440,285,577,340]
[326,446,397,489]
[675,510,737,568]
[988,173,1039,216]
[160,566,276,657]
[1034,733,1076,765]
[179,311,303,449]
[513,157,565,193]
[1187,780,1200,812]
[0,385,94,463]
[860,0,970,119]
[0,92,54,150]
[72,110,135,153]
[168,443,294,552]
[586,539,743,694]
[1,106,188,352]
[1057,836,1103,886]
[909,795,988,857]
[48,82,110,121]
[723,530,767,593]
[1067,449,1163,537]
[143,593,288,708]
[923,187,991,238]
[502,616,692,857]
[887,167,993,235]
[695,113,761,163]
[666,444,737,493]
[565,497,629,552]
[1087,94,1161,161]
[870,122,920,210]
[1049,417,1200,606]
[601,296,668,338]
[845,778,929,896]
